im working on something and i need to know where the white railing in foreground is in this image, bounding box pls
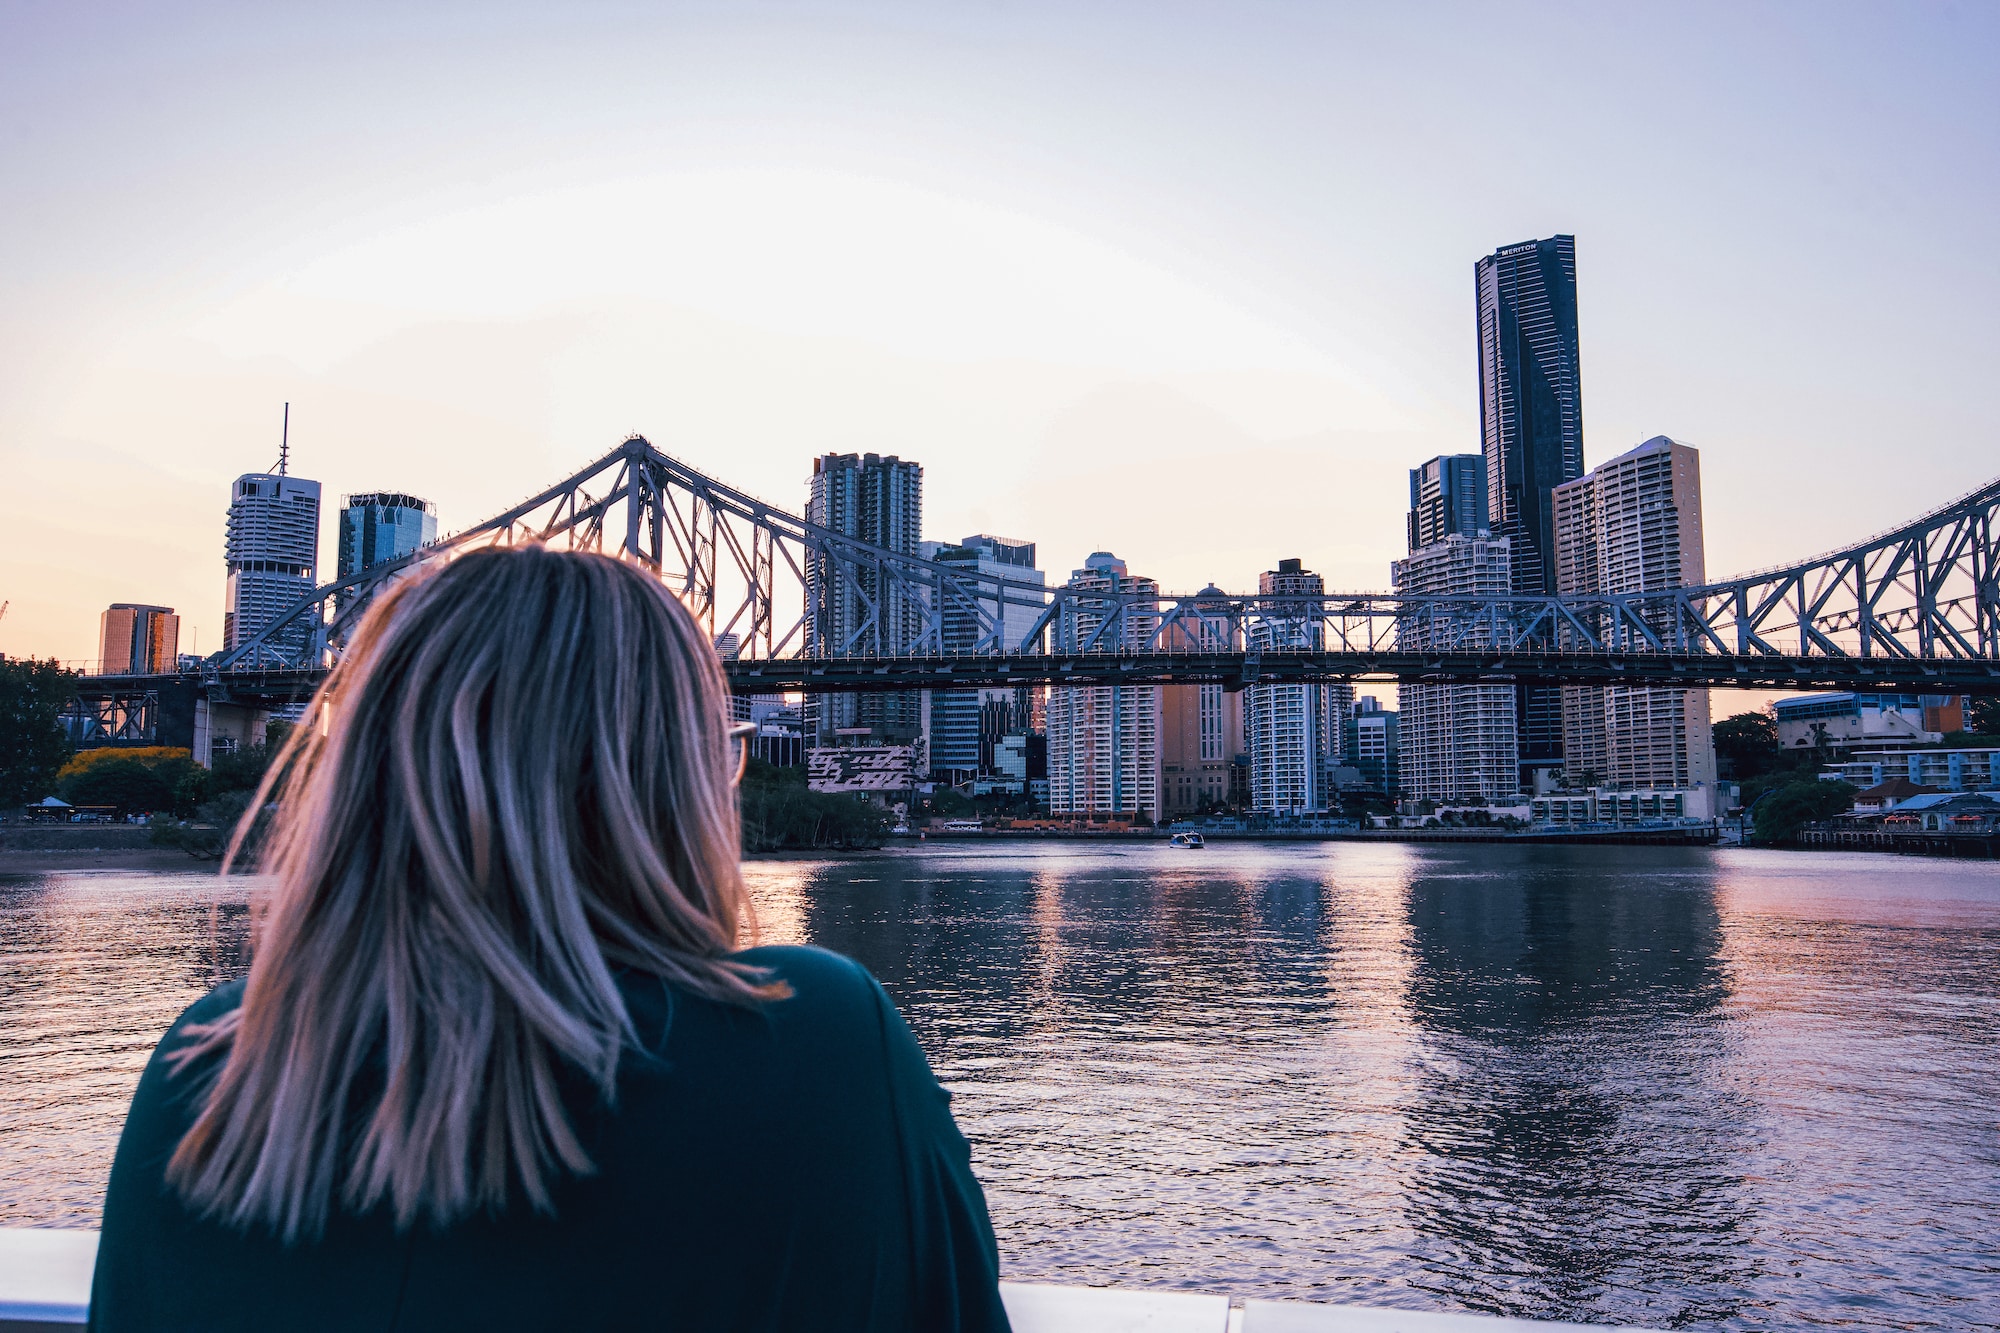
[0,1229,1625,1331]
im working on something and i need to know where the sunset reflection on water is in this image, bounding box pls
[4,846,1997,1329]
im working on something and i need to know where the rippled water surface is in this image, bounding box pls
[4,845,1998,1328]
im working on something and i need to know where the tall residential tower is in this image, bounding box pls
[1477,234,1585,788]
[1393,534,1520,802]
[1046,552,1161,823]
[1160,584,1243,817]
[1246,558,1352,814]
[1552,436,1716,793]
[805,452,924,745]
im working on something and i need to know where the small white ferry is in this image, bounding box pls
[1169,832,1206,849]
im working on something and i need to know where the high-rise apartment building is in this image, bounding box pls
[1393,534,1519,801]
[98,604,179,674]
[1552,436,1716,791]
[225,469,322,659]
[1160,584,1243,817]
[928,534,1047,780]
[1478,234,1585,788]
[1246,558,1353,814]
[1046,552,1161,822]
[1407,454,1488,552]
[805,452,924,744]
[337,492,437,581]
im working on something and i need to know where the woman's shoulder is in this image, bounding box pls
[146,979,246,1084]
[733,943,877,995]
[172,977,248,1031]
[728,945,900,1049]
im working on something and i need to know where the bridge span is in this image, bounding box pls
[58,434,2000,746]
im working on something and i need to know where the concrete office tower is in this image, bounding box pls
[1553,436,1716,792]
[224,470,322,659]
[805,452,924,744]
[98,604,179,674]
[1392,535,1520,801]
[1161,584,1244,817]
[929,534,1047,779]
[337,492,437,580]
[1046,552,1161,822]
[1345,695,1400,796]
[1478,234,1585,788]
[1246,559,1353,814]
[1407,454,1488,552]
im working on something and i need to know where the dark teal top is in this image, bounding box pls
[90,945,1012,1332]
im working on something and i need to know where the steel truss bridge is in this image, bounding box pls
[63,434,2000,743]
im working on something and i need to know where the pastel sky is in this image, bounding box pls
[2,1,1996,674]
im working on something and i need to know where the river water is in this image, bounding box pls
[3,844,1997,1328]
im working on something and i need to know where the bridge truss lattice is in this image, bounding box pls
[211,435,2000,694]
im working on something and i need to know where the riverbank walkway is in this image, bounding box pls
[0,1226,1630,1331]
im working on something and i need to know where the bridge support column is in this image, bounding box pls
[193,698,268,769]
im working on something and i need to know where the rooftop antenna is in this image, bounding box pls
[277,402,290,476]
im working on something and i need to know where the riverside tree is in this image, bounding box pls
[0,657,77,807]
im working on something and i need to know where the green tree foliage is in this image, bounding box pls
[926,788,976,818]
[151,789,263,861]
[0,657,78,806]
[738,759,892,852]
[147,720,295,860]
[1750,779,1857,845]
[56,746,206,816]
[56,745,191,782]
[1714,711,1780,780]
[61,759,175,816]
[1970,695,2000,738]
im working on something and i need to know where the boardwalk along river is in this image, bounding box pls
[2,844,1997,1329]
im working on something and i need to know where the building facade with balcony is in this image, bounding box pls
[1825,747,2000,793]
[224,469,322,660]
[1046,552,1161,823]
[1393,534,1519,802]
[805,452,924,744]
[1552,435,1716,794]
[1245,559,1353,814]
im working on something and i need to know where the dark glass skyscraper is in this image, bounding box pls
[1477,234,1584,785]
[1407,453,1488,552]
[337,492,438,580]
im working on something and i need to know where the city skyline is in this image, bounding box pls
[3,4,1994,670]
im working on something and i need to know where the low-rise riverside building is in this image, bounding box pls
[1824,747,2000,793]
[1848,777,1942,814]
[1774,691,1963,750]
[1531,785,1717,825]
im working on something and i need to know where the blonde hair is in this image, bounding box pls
[168,545,778,1241]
